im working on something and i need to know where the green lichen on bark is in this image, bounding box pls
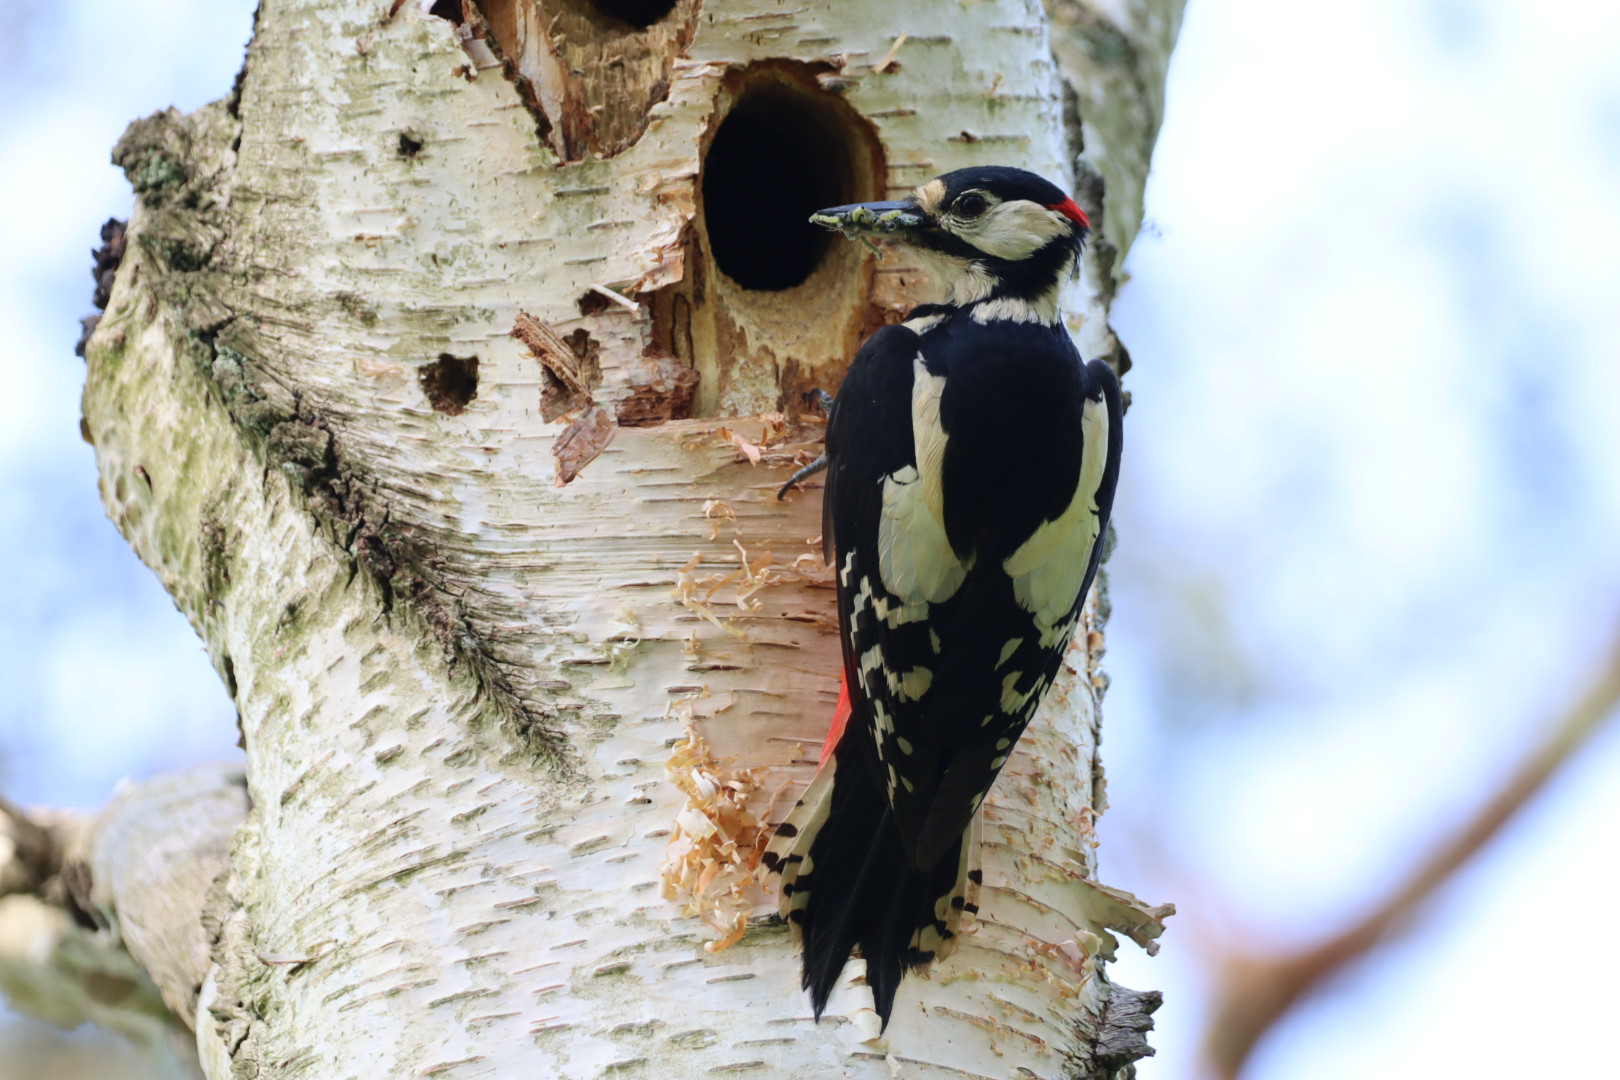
[199,503,233,604]
[112,109,200,205]
[91,103,568,759]
[1046,0,1186,270]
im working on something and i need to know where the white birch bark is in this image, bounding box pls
[54,1,1182,1075]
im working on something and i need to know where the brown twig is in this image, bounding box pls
[873,33,908,74]
[1204,620,1620,1080]
[0,794,60,896]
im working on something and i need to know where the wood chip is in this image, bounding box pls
[616,354,699,427]
[873,32,908,73]
[512,312,597,423]
[553,404,615,485]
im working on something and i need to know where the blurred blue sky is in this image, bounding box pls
[0,1,253,804]
[0,1,1616,1077]
[1102,1,1620,1077]
[0,0,254,1070]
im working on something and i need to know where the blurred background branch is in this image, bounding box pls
[0,796,184,1069]
[0,767,247,1080]
[1203,618,1620,1079]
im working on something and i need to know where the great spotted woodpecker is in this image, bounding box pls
[760,167,1123,1026]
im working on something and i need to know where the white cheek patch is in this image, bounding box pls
[1002,394,1111,632]
[957,199,1071,261]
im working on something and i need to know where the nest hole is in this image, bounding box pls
[577,290,614,316]
[587,0,677,30]
[420,354,479,415]
[702,79,866,292]
[427,0,463,23]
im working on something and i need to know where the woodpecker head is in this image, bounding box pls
[810,166,1089,322]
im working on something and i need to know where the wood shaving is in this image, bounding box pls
[672,499,831,634]
[671,557,747,639]
[717,427,762,465]
[1025,932,1102,998]
[701,499,737,541]
[714,413,789,466]
[671,536,834,635]
[659,720,772,952]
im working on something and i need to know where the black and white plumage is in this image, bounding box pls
[760,167,1124,1026]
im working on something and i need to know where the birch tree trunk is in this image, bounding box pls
[50,1,1183,1076]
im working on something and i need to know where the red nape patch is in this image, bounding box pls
[818,676,854,766]
[1047,198,1090,228]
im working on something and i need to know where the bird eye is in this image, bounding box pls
[955,193,988,220]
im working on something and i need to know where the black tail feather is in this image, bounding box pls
[792,742,967,1027]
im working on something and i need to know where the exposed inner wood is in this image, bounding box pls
[646,62,888,416]
[474,0,701,160]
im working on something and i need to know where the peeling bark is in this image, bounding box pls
[470,0,702,161]
[52,1,1185,1076]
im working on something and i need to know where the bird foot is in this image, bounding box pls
[778,389,835,500]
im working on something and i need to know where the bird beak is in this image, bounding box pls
[809,200,928,241]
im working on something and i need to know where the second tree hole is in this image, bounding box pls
[420,354,479,415]
[587,0,677,30]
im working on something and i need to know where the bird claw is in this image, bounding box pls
[777,453,829,501]
[778,389,835,501]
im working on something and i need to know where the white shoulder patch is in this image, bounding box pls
[876,355,967,606]
[1001,393,1111,630]
[878,467,966,606]
[911,355,948,523]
